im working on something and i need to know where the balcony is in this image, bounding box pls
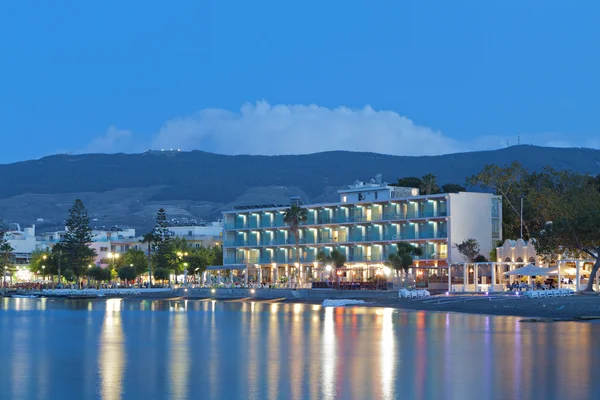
[224,257,247,264]
[348,254,387,262]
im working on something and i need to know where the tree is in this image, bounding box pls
[395,177,423,188]
[88,266,112,284]
[62,269,75,282]
[421,173,440,195]
[151,209,175,272]
[467,161,529,239]
[121,248,148,278]
[387,242,423,273]
[118,266,137,283]
[316,250,346,281]
[141,231,156,288]
[454,238,481,262]
[0,221,13,267]
[153,268,170,284]
[441,183,466,193]
[62,199,97,279]
[530,169,600,292]
[0,220,13,287]
[30,249,54,279]
[283,203,308,271]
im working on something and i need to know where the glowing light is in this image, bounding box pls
[325,265,332,272]
[250,289,255,294]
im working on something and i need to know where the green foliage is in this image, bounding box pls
[489,240,503,262]
[467,161,529,239]
[151,208,176,271]
[153,268,170,282]
[441,183,466,193]
[420,173,440,195]
[470,162,600,290]
[62,269,75,282]
[453,238,481,262]
[386,242,423,272]
[284,203,308,264]
[121,248,148,276]
[88,266,112,282]
[529,169,600,291]
[117,266,137,282]
[62,199,97,277]
[396,177,422,188]
[0,220,14,268]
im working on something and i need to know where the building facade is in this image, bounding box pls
[222,183,502,288]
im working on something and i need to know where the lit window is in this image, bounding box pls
[342,196,347,203]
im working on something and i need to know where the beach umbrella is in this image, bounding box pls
[503,264,552,276]
[546,267,578,276]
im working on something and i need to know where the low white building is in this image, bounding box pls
[167,221,223,249]
[5,225,41,265]
[495,239,540,265]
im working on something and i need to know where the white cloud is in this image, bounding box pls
[83,101,599,156]
[150,101,464,156]
[83,126,136,154]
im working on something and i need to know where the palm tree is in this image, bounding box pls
[331,250,346,284]
[387,242,423,275]
[317,250,346,284]
[421,173,439,195]
[283,203,308,283]
[141,232,156,288]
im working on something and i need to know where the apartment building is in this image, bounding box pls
[222,182,502,288]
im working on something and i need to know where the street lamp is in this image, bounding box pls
[107,252,119,269]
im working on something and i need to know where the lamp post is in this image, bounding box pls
[42,265,46,282]
[176,252,189,286]
[520,195,524,239]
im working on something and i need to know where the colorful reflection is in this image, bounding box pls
[0,298,599,399]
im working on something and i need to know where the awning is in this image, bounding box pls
[503,264,552,276]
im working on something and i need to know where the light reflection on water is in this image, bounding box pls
[1,298,600,400]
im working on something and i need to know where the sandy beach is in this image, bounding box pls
[326,293,600,320]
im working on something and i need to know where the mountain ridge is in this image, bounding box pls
[1,145,599,232]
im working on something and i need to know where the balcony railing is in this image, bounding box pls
[224,257,247,264]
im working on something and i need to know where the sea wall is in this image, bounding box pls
[181,288,398,301]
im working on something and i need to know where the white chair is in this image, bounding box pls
[531,290,540,298]
[547,290,556,297]
[410,291,419,299]
[538,291,547,298]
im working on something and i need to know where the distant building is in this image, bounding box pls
[5,224,41,265]
[167,221,224,248]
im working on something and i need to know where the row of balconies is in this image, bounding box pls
[223,252,448,265]
[224,231,448,247]
[224,211,448,230]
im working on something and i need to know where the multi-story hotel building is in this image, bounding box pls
[222,182,502,289]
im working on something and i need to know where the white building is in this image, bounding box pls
[5,224,41,265]
[167,221,224,249]
[495,238,540,265]
[222,182,501,289]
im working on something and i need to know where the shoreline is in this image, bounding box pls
[5,289,600,321]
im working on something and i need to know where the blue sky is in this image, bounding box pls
[1,0,599,163]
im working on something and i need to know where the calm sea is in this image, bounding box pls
[1,298,599,400]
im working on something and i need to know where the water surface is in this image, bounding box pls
[1,298,599,400]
